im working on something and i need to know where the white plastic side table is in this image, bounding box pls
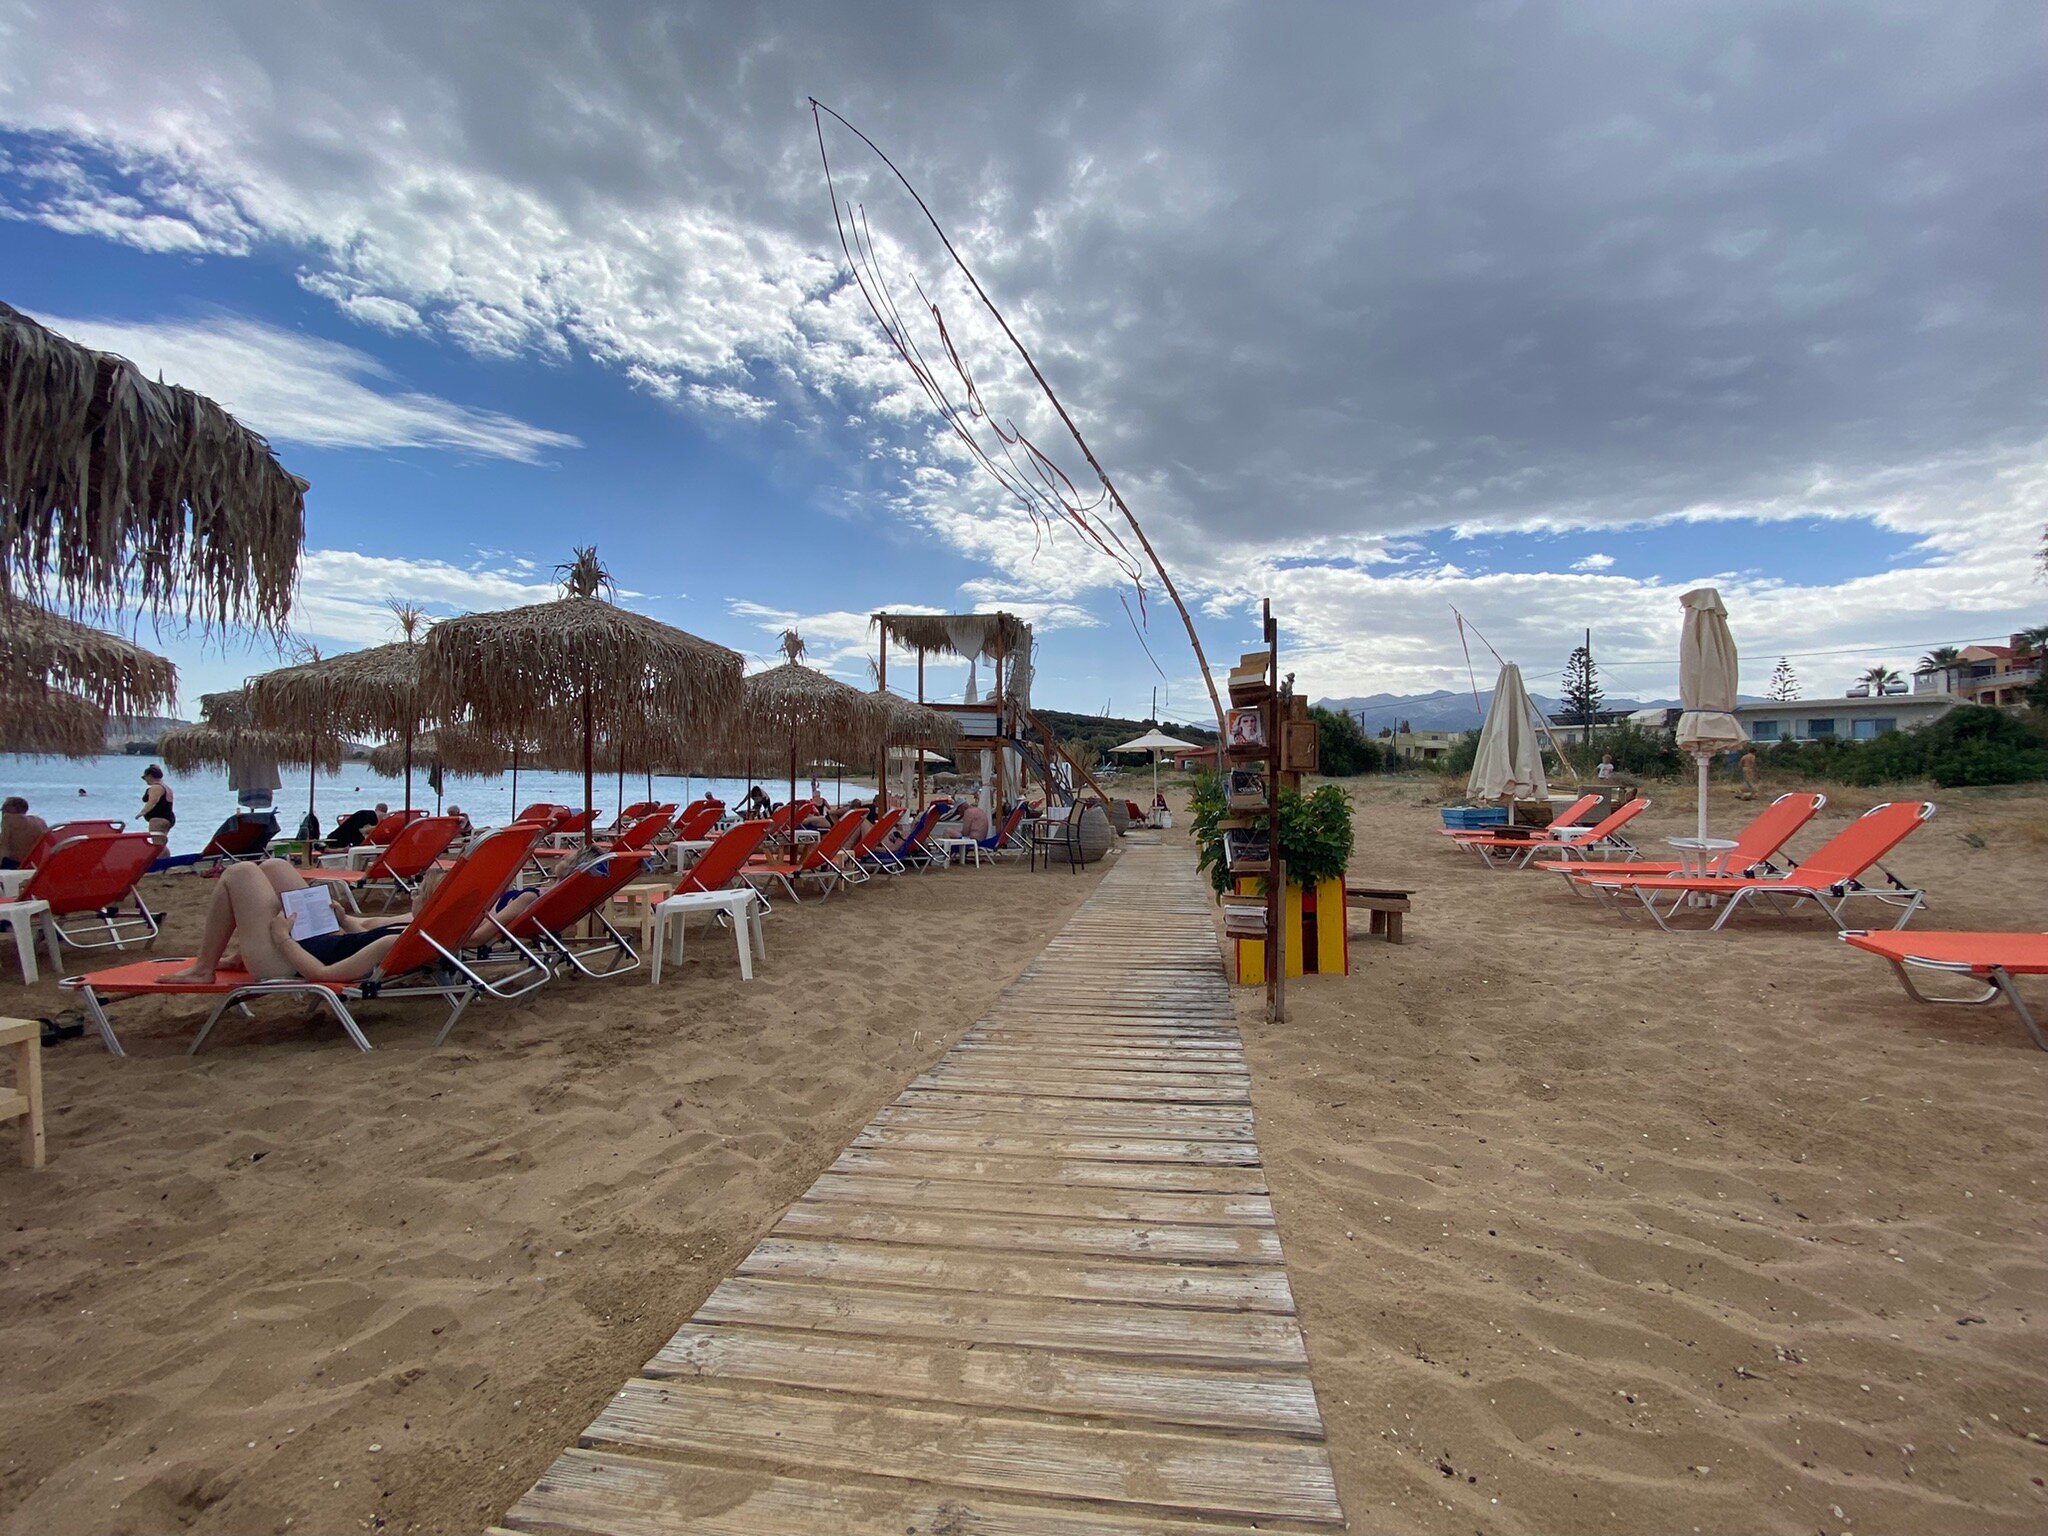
[0,899,60,983]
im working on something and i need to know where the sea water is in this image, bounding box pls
[0,754,875,857]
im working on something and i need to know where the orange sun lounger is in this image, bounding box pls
[60,823,548,1055]
[1573,801,1934,933]
[1453,797,1649,868]
[1840,930,2048,1052]
[1536,791,1825,887]
[1443,792,1601,838]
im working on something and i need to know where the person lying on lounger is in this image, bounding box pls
[160,858,553,985]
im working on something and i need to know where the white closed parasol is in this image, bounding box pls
[1467,663,1548,813]
[1674,586,1748,840]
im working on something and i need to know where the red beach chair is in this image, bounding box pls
[1454,798,1650,868]
[744,811,867,903]
[1573,801,1935,933]
[1443,793,1602,838]
[1839,930,2048,1051]
[1535,792,1825,887]
[18,832,162,951]
[492,849,655,979]
[302,815,462,910]
[61,823,549,1055]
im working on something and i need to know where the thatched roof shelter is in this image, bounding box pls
[722,633,890,813]
[419,548,745,830]
[872,611,1029,660]
[1,301,305,629]
[0,601,177,717]
[870,688,962,748]
[0,684,108,759]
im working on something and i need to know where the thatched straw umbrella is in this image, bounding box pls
[247,608,433,811]
[0,601,177,719]
[730,632,889,822]
[0,684,108,758]
[2,301,305,629]
[161,687,349,830]
[420,548,744,838]
[867,687,961,812]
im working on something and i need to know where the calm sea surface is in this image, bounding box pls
[0,754,876,857]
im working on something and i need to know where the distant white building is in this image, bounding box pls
[1735,693,1957,744]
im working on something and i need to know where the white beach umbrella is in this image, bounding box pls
[1467,663,1548,811]
[1109,726,1200,800]
[1674,586,1748,840]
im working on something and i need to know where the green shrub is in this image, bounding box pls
[1188,771,1355,896]
[1759,706,2047,787]
[1307,706,1384,776]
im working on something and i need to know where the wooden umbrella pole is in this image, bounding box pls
[581,681,594,845]
[403,718,414,814]
[788,744,798,846]
[876,640,889,812]
[510,747,520,814]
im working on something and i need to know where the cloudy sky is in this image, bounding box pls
[3,1,2042,720]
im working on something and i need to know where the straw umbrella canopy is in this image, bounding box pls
[865,687,959,810]
[0,601,177,719]
[0,683,108,758]
[419,548,745,837]
[1109,726,1200,802]
[1468,662,1549,813]
[727,633,890,818]
[2,300,304,629]
[248,612,434,811]
[1675,586,1747,841]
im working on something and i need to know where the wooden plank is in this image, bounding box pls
[730,1243,1296,1314]
[950,1044,1249,1071]
[802,1171,1275,1226]
[645,1323,1322,1436]
[895,1088,1255,1122]
[828,1147,1271,1194]
[583,1379,1344,1525]
[851,1125,1261,1164]
[774,1200,1284,1265]
[506,1449,1305,1536]
[883,1100,1256,1138]
[913,1071,1250,1104]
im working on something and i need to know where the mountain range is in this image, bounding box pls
[1315,689,1733,734]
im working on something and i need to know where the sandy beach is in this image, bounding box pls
[0,853,1107,1534]
[2,778,2045,1534]
[1239,777,2048,1535]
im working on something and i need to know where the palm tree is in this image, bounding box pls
[1859,664,1902,695]
[1918,645,1961,674]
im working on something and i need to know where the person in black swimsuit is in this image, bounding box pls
[139,764,176,834]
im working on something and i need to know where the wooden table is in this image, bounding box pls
[1345,883,1414,944]
[0,1017,44,1168]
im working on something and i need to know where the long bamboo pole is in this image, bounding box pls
[814,101,1226,739]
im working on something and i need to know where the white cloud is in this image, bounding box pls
[3,5,2039,708]
[34,311,577,463]
[290,548,560,645]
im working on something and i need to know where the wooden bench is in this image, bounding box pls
[0,1017,45,1168]
[1345,883,1414,945]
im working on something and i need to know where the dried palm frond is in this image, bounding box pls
[0,601,177,716]
[0,683,108,758]
[0,300,304,629]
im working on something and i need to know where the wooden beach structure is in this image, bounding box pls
[497,844,1345,1533]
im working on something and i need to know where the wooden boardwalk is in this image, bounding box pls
[495,846,1346,1534]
